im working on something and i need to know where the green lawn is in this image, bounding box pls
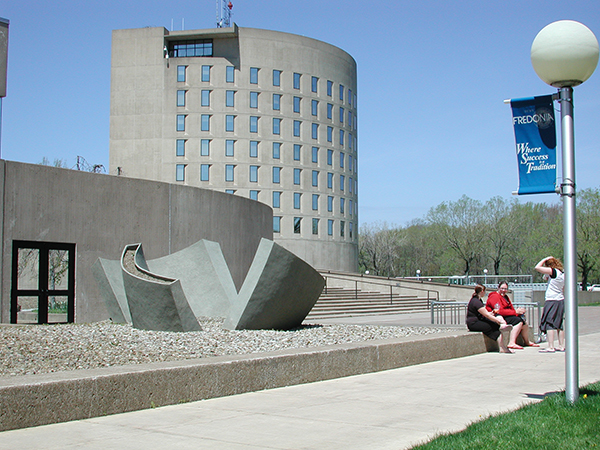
[411,381,600,449]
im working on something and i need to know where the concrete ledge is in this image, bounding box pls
[0,329,486,432]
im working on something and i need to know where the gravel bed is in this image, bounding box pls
[0,319,444,378]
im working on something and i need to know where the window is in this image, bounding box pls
[349,221,353,239]
[340,220,345,237]
[312,218,319,235]
[201,89,210,107]
[328,219,333,236]
[249,141,258,158]
[226,66,235,83]
[293,144,301,161]
[226,115,235,132]
[249,190,259,201]
[349,199,353,216]
[312,194,319,211]
[225,164,235,182]
[201,65,211,82]
[177,65,186,82]
[200,164,210,181]
[349,132,353,149]
[250,67,259,84]
[250,91,259,108]
[312,99,318,116]
[349,177,353,194]
[339,84,344,101]
[273,142,281,159]
[294,192,301,209]
[226,90,235,107]
[340,152,345,169]
[340,174,345,191]
[327,172,333,189]
[272,117,281,135]
[327,149,333,165]
[273,69,281,86]
[250,116,258,133]
[294,217,301,234]
[176,139,185,156]
[273,191,281,208]
[249,165,258,183]
[311,76,318,93]
[312,170,319,187]
[340,129,345,146]
[177,90,186,107]
[273,216,281,233]
[312,146,319,163]
[312,123,318,139]
[327,80,333,97]
[272,166,281,183]
[201,114,210,131]
[293,120,301,137]
[226,140,235,157]
[339,107,344,123]
[294,168,301,185]
[348,111,353,128]
[340,197,345,214]
[201,139,210,156]
[273,93,281,110]
[293,96,301,113]
[177,114,186,131]
[168,39,212,57]
[327,103,333,120]
[348,89,352,106]
[225,189,235,194]
[293,73,301,89]
[327,196,333,212]
[176,164,186,181]
[327,126,333,142]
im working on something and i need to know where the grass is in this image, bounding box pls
[582,302,600,307]
[411,381,600,449]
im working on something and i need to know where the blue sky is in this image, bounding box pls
[1,0,599,226]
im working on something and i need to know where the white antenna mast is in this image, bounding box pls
[216,0,233,28]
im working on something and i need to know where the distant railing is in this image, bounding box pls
[430,301,541,336]
[321,273,439,307]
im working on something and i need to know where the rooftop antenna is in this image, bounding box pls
[216,0,233,28]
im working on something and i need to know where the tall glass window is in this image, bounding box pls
[312,218,319,235]
[201,139,210,156]
[225,140,235,157]
[249,141,258,158]
[340,152,345,168]
[293,73,301,89]
[294,192,301,209]
[272,118,281,135]
[327,149,333,165]
[293,144,301,161]
[225,164,235,182]
[340,174,345,191]
[327,172,333,189]
[226,115,235,132]
[249,190,259,201]
[312,194,319,210]
[273,69,281,86]
[273,216,281,233]
[201,114,210,131]
[328,196,333,212]
[349,133,353,149]
[250,67,259,84]
[250,91,259,108]
[176,164,185,181]
[349,177,353,194]
[339,107,344,123]
[201,90,210,107]
[177,90,186,107]
[339,84,344,101]
[340,220,345,237]
[312,170,319,187]
[201,65,211,82]
[294,217,301,234]
[348,89,353,106]
[294,168,301,185]
[340,129,345,146]
[327,80,333,96]
[176,139,185,156]
[177,65,186,82]
[327,126,333,142]
[272,166,281,183]
[273,191,281,208]
[177,114,186,131]
[311,76,318,93]
[200,164,210,181]
[312,146,319,163]
[327,103,333,120]
[273,93,281,110]
[349,199,353,216]
[293,120,301,137]
[293,97,301,113]
[340,197,345,214]
[328,219,333,236]
[250,116,258,133]
[349,221,353,239]
[226,66,235,83]
[226,90,235,107]
[312,123,319,140]
[273,142,281,159]
[249,165,258,182]
[312,99,318,116]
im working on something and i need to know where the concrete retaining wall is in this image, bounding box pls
[0,330,486,432]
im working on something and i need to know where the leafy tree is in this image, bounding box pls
[577,188,600,288]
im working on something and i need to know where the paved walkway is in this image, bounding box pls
[1,307,599,450]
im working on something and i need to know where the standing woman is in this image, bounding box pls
[466,284,513,353]
[535,256,565,353]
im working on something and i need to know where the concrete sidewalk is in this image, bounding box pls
[1,329,598,449]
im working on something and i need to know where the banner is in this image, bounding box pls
[510,95,557,195]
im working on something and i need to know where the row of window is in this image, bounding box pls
[273,216,355,239]
[177,89,356,129]
[177,65,356,107]
[176,140,357,172]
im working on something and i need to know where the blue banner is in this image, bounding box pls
[510,95,557,195]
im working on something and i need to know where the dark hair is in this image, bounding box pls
[498,280,509,289]
[472,284,486,298]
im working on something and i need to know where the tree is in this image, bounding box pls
[577,188,600,288]
[482,196,519,275]
[358,222,405,277]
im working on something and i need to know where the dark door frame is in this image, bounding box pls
[10,240,76,324]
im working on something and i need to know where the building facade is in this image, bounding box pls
[110,24,358,271]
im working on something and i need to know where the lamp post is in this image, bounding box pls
[531,20,599,403]
[483,269,488,286]
[416,269,421,279]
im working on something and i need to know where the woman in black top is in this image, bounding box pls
[466,284,514,353]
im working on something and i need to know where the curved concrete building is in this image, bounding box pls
[110,25,358,272]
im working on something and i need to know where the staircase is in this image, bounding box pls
[306,286,431,320]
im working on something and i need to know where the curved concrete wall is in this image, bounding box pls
[0,160,272,323]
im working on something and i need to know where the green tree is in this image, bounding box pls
[577,188,600,288]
